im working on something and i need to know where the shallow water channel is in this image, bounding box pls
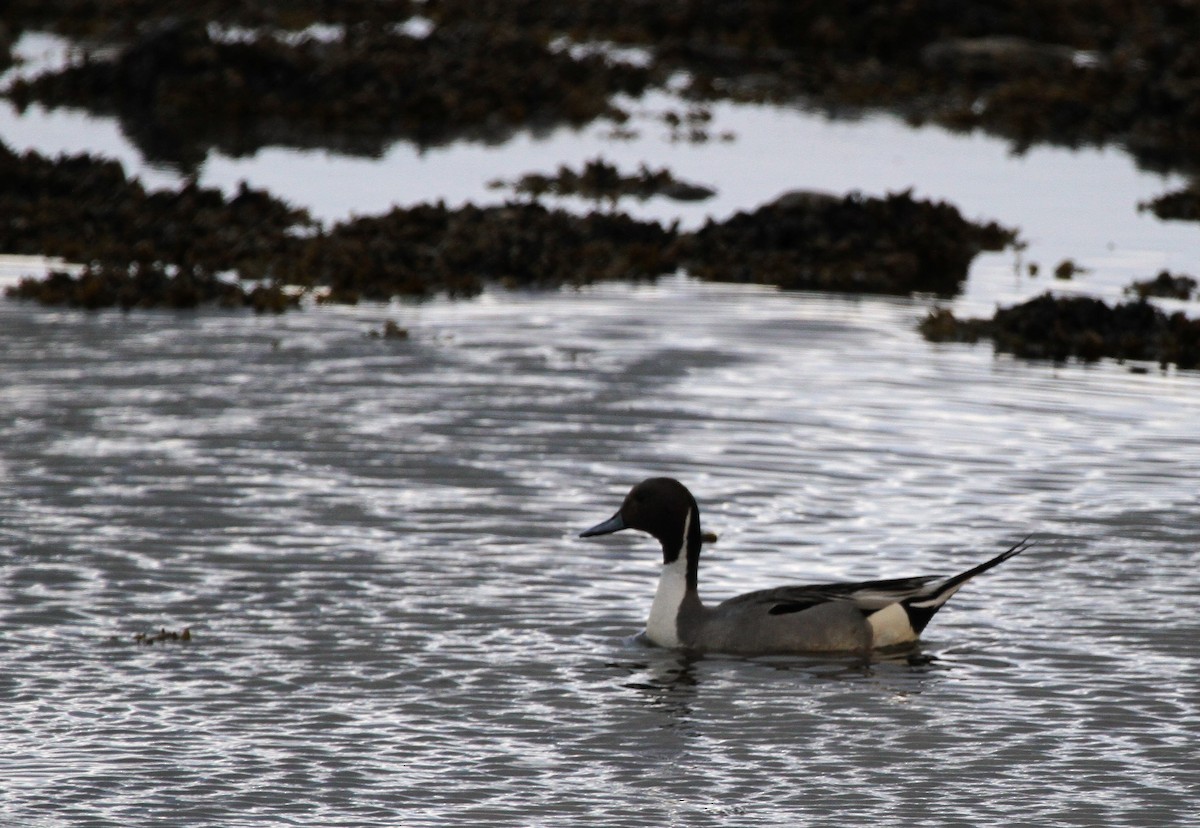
[2,277,1199,826]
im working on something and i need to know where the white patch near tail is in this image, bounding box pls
[868,603,917,648]
[645,509,690,648]
[910,581,964,610]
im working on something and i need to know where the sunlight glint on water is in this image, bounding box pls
[1,279,1198,826]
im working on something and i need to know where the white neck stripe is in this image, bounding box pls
[644,508,691,648]
[679,508,692,562]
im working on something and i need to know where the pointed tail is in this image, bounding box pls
[903,536,1032,633]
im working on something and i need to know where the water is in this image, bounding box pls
[4,26,1200,827]
[2,279,1199,826]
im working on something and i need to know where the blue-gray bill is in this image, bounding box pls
[579,513,626,537]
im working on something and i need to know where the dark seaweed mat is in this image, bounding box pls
[2,144,1012,310]
[678,191,1016,297]
[0,144,310,310]
[4,17,650,171]
[921,293,1200,369]
[425,0,1200,174]
[0,143,682,308]
[284,202,683,303]
[1139,186,1200,222]
[5,1,1200,179]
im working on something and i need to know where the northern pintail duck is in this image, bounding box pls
[580,478,1029,655]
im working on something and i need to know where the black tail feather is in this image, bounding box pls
[903,536,1032,633]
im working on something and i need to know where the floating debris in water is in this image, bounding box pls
[367,320,409,340]
[133,627,192,645]
[660,106,732,143]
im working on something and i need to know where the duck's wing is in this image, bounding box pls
[719,537,1033,619]
[718,575,943,617]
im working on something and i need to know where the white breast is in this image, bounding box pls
[645,557,687,647]
[644,509,691,648]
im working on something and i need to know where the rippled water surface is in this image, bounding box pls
[2,279,1199,826]
[4,26,1200,822]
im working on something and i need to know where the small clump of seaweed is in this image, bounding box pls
[490,158,716,203]
[366,320,410,340]
[1125,270,1198,301]
[133,627,192,645]
[1053,259,1088,281]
